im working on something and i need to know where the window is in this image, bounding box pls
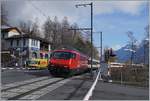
[36,41,38,46]
[45,54,49,59]
[51,51,76,59]
[2,33,5,38]
[35,40,37,46]
[10,40,13,46]
[32,52,37,58]
[31,39,38,46]
[40,53,44,59]
[32,39,34,46]
[23,39,26,46]
[17,40,19,46]
[33,40,35,46]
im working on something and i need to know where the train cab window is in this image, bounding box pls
[51,51,76,59]
[71,53,76,59]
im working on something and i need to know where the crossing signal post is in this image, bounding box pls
[104,48,116,63]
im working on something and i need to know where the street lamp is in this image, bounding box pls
[75,2,93,76]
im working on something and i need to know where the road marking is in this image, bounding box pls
[2,77,50,90]
[2,68,7,70]
[18,79,71,100]
[9,68,14,70]
[2,77,63,100]
[83,68,101,100]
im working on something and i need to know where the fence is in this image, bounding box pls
[109,62,149,87]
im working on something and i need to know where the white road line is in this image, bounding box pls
[83,69,101,100]
[18,79,71,100]
[9,68,14,70]
[2,68,7,70]
[2,77,50,90]
[2,78,63,99]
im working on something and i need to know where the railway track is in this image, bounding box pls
[1,76,72,100]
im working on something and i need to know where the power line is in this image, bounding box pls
[28,0,48,19]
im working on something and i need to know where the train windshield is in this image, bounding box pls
[50,51,76,59]
[28,60,39,64]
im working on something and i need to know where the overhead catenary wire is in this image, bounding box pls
[28,0,48,19]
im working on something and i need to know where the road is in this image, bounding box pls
[1,67,149,100]
[1,68,51,84]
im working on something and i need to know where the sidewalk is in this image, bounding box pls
[90,80,149,100]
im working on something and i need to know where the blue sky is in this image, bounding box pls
[5,0,149,51]
[76,1,149,50]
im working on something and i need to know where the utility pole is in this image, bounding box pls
[91,2,93,76]
[21,33,23,68]
[100,32,102,63]
[75,2,93,77]
[93,32,102,63]
[94,32,102,79]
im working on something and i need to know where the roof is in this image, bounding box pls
[53,49,79,54]
[1,25,22,34]
[52,49,88,58]
[5,34,52,44]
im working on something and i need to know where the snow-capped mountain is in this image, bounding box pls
[115,39,149,64]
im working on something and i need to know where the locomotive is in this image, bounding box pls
[48,49,89,76]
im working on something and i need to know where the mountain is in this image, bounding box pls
[115,44,133,63]
[115,39,149,64]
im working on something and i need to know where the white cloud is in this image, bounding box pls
[94,1,146,15]
[5,0,147,27]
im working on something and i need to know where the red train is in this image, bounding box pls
[48,49,89,76]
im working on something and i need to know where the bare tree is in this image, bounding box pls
[19,18,41,38]
[126,31,137,64]
[19,20,32,34]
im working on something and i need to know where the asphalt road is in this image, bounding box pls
[1,68,51,84]
[38,74,94,100]
[1,68,149,100]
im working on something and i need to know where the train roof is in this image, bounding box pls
[53,49,78,53]
[52,49,88,58]
[52,45,89,58]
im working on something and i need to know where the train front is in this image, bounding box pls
[48,50,77,76]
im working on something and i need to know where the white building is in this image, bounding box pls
[1,25,51,66]
[6,34,51,61]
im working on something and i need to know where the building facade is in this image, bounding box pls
[1,25,51,66]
